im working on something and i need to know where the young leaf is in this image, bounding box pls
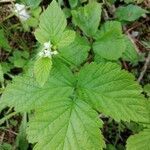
[34,57,52,86]
[77,62,147,122]
[115,4,148,22]
[27,99,105,150]
[122,35,140,64]
[35,0,67,45]
[72,2,101,37]
[60,35,90,66]
[1,61,148,149]
[93,21,126,60]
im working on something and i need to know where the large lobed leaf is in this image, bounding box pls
[77,62,147,122]
[27,98,105,150]
[1,61,148,149]
[0,61,75,112]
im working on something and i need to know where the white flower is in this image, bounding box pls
[44,41,52,50]
[38,41,58,58]
[14,3,30,21]
[39,50,52,58]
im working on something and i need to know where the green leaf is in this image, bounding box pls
[34,57,52,86]
[72,2,101,37]
[57,30,76,49]
[1,60,106,149]
[16,113,29,150]
[144,84,150,97]
[1,61,75,112]
[60,35,90,66]
[1,62,12,74]
[21,0,42,8]
[26,17,39,28]
[93,21,126,60]
[0,64,4,83]
[14,59,27,68]
[77,62,147,122]
[126,100,150,150]
[0,29,11,52]
[126,129,150,150]
[27,98,105,150]
[1,57,148,149]
[35,0,66,45]
[8,50,29,68]
[31,7,42,18]
[0,143,13,150]
[63,8,71,18]
[122,35,140,64]
[115,4,148,22]
[69,0,78,8]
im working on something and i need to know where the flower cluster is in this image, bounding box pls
[38,41,58,58]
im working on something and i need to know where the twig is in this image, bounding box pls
[0,112,17,125]
[0,128,18,135]
[126,18,150,33]
[103,9,109,21]
[126,30,141,54]
[122,61,129,70]
[138,52,150,82]
[0,132,5,144]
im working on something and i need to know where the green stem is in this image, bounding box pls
[0,112,17,126]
